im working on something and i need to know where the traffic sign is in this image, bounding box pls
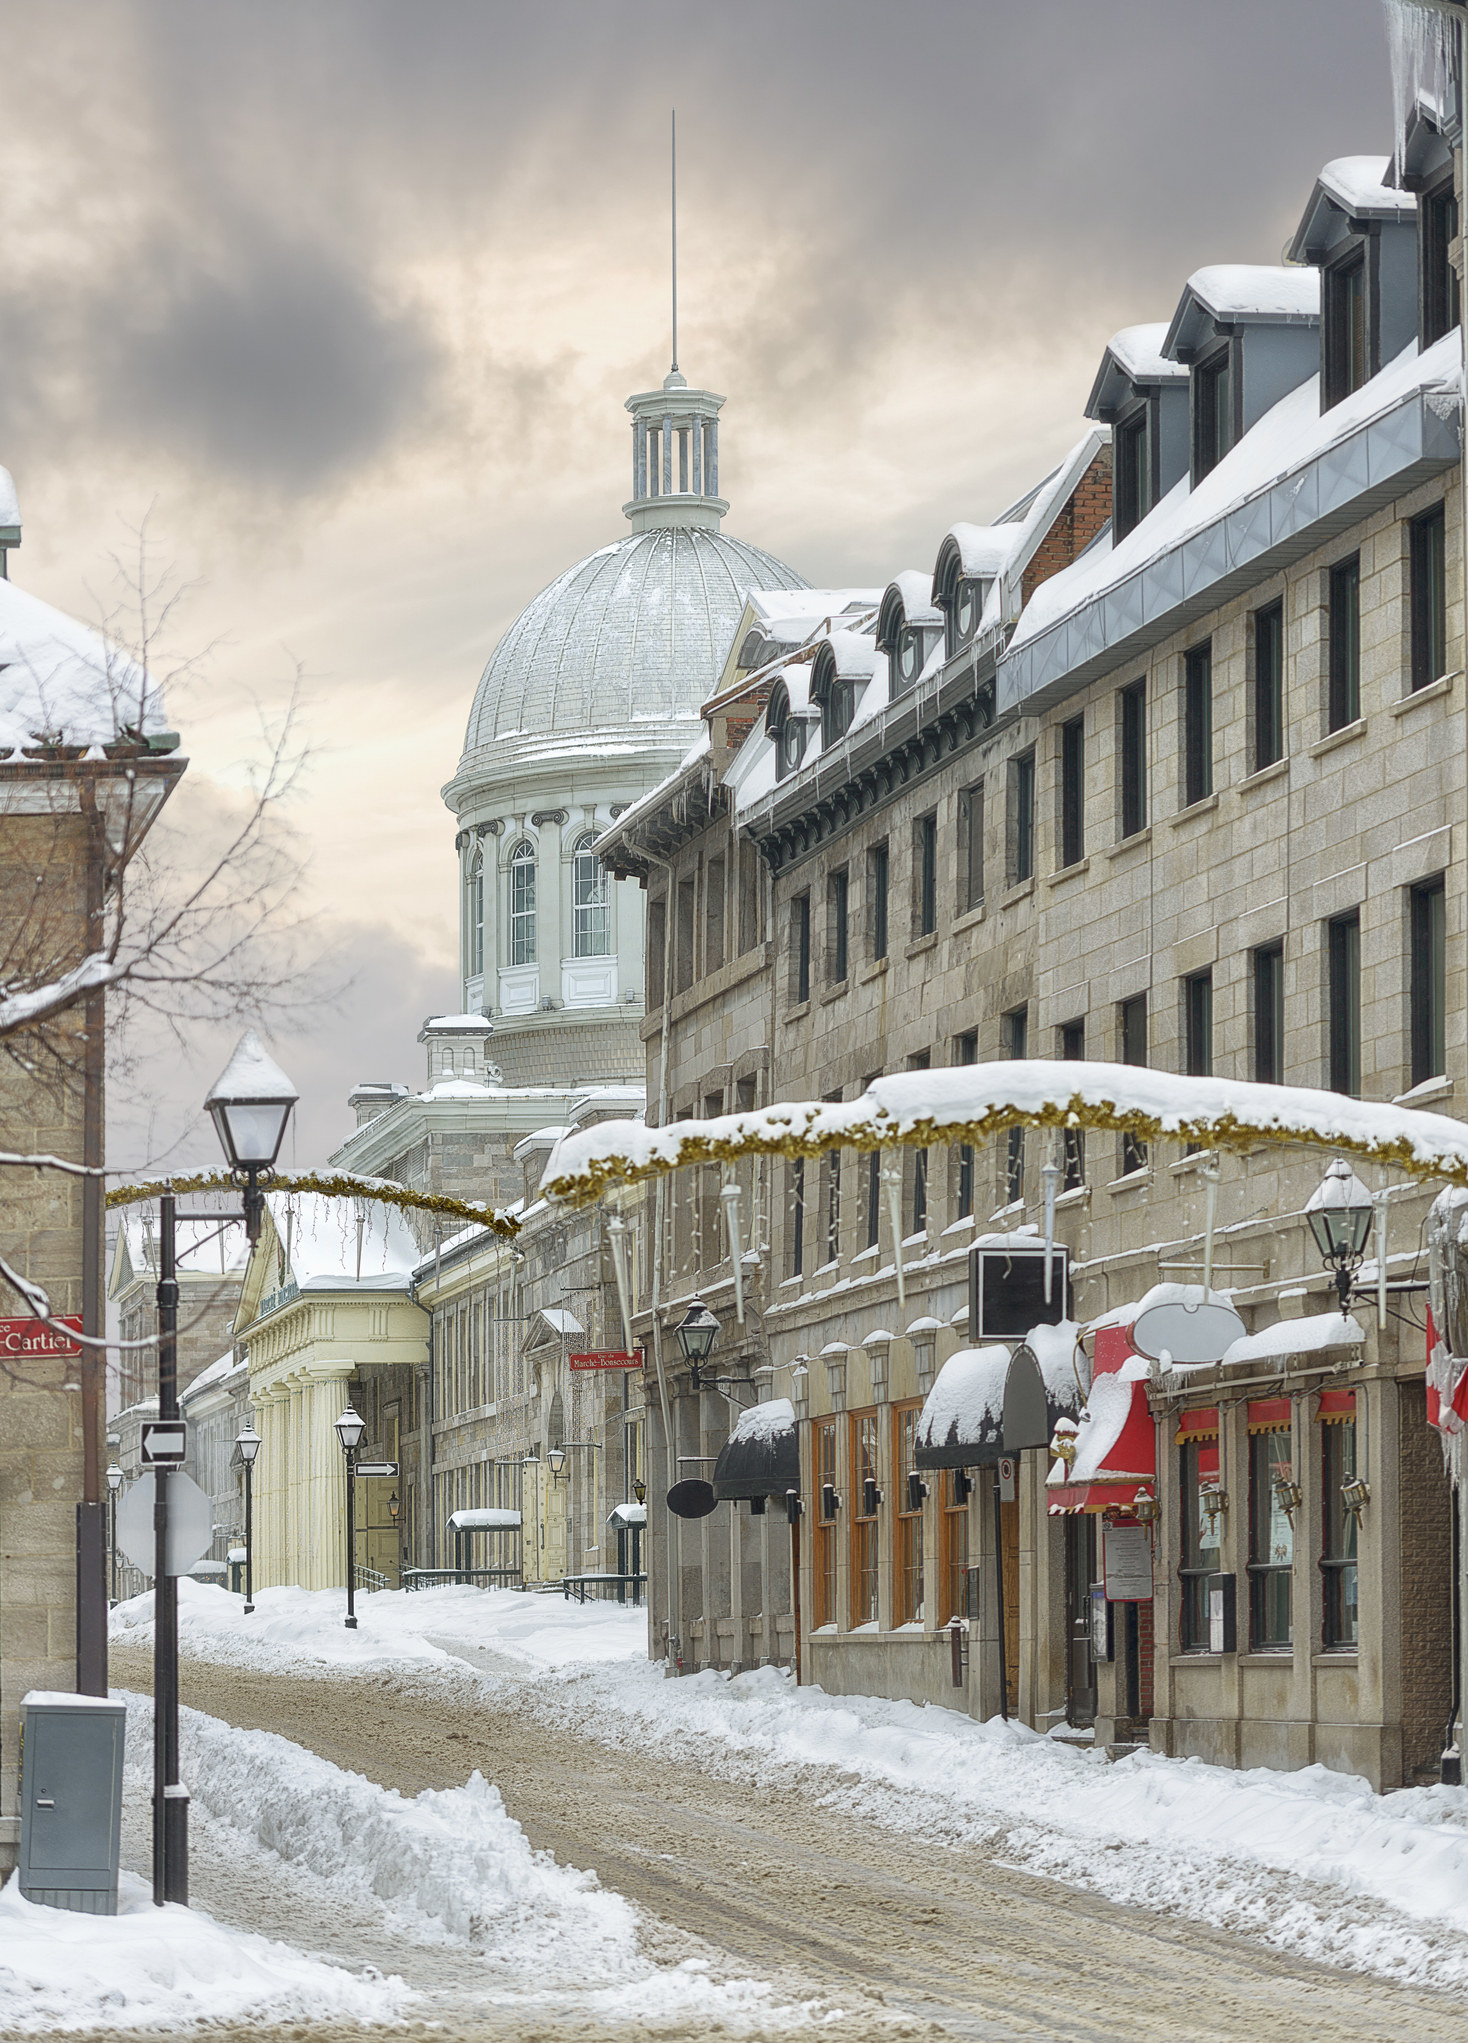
[115,1472,215,1578]
[354,1461,398,1479]
[140,1422,187,1466]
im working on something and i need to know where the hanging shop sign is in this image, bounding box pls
[1102,1520,1154,1601]
[0,1315,83,1358]
[569,1350,644,1371]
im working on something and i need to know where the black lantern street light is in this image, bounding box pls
[1306,1158,1376,1315]
[334,1404,367,1628]
[105,1462,123,1604]
[151,1030,295,1911]
[674,1300,722,1390]
[233,1423,261,1614]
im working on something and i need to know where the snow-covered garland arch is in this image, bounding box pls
[540,1060,1468,1207]
[107,1169,522,1240]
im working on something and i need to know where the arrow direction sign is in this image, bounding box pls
[115,1471,215,1578]
[139,1422,187,1466]
[354,1461,399,1479]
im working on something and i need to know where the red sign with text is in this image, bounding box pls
[0,1315,84,1358]
[568,1349,643,1372]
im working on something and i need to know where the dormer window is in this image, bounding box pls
[1113,404,1151,540]
[779,717,806,776]
[895,624,932,688]
[767,681,809,781]
[1422,175,1460,346]
[1323,253,1367,406]
[953,577,987,646]
[1192,346,1233,482]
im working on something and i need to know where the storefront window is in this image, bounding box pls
[1248,1427,1293,1648]
[1178,1433,1221,1649]
[893,1403,924,1625]
[850,1411,880,1627]
[813,1418,837,1629]
[940,1468,970,1623]
[1321,1416,1359,1649]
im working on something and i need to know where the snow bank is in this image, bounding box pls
[111,1576,647,1675]
[0,1869,401,2034]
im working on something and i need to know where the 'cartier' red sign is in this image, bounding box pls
[0,1316,84,1357]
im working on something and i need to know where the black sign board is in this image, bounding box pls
[140,1422,187,1467]
[666,1478,718,1519]
[969,1245,1069,1342]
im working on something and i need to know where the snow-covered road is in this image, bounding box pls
[67,1581,1468,2037]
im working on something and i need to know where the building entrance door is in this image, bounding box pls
[1064,1514,1097,1726]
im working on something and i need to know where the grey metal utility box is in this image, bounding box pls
[18,1691,126,1914]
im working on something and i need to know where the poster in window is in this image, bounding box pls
[1102,1520,1153,1601]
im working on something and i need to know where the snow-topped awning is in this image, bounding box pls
[713,1397,799,1502]
[1047,1361,1158,1516]
[541,1059,1468,1208]
[447,1508,522,1532]
[607,1502,647,1530]
[915,1329,1085,1471]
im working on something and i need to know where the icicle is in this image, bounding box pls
[1384,0,1459,181]
[606,1210,634,1353]
[1202,1154,1221,1296]
[721,1174,745,1324]
[882,1155,906,1309]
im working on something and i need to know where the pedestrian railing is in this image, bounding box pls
[560,1571,647,1607]
[354,1563,392,1594]
[401,1566,523,1592]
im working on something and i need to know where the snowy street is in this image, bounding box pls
[8,1583,1453,2039]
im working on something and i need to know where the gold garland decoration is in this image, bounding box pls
[542,1094,1468,1210]
[105,1169,521,1239]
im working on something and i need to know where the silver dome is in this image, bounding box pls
[457,526,807,773]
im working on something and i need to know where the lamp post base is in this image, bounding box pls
[344,1615,357,1629]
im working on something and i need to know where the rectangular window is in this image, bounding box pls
[939,1468,970,1624]
[1327,555,1361,731]
[1120,993,1148,1174]
[813,1418,837,1629]
[1324,254,1367,407]
[675,876,695,993]
[1010,753,1035,884]
[893,1403,925,1627]
[704,856,725,974]
[866,1143,882,1250]
[1422,179,1461,347]
[1179,1434,1222,1650]
[850,1411,880,1628]
[789,1158,805,1278]
[1114,406,1149,540]
[1183,641,1212,806]
[1327,911,1361,1096]
[1060,715,1085,867]
[1410,504,1447,692]
[1193,348,1231,481]
[1249,1427,1294,1650]
[955,1029,978,1218]
[1410,875,1447,1086]
[792,892,811,1005]
[958,783,984,912]
[1060,1019,1085,1189]
[646,894,667,1008]
[737,839,761,954]
[870,842,889,959]
[1184,970,1213,1077]
[1003,1006,1027,1204]
[914,813,938,935]
[828,867,849,983]
[1253,600,1284,772]
[1119,679,1147,838]
[1253,941,1285,1085]
[1321,1416,1359,1649]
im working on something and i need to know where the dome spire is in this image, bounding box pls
[670,108,679,379]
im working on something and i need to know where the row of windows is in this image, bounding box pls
[1179,1414,1358,1652]
[810,1408,971,1632]
[648,840,765,1004]
[465,835,611,973]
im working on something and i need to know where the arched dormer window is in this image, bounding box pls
[934,538,992,660]
[877,581,941,697]
[811,642,855,749]
[466,844,485,975]
[766,680,807,781]
[508,839,536,964]
[572,833,611,957]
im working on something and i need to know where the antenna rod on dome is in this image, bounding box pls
[670,108,678,376]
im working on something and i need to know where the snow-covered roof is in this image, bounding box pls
[0,467,18,531]
[1215,1313,1366,1368]
[537,1306,584,1337]
[448,1508,521,1531]
[180,1350,244,1405]
[1320,155,1416,219]
[1171,263,1321,334]
[420,1014,495,1033]
[263,1192,420,1295]
[1105,323,1188,386]
[116,1213,250,1281]
[1004,331,1460,709]
[887,569,943,627]
[512,1125,573,1164]
[0,578,171,755]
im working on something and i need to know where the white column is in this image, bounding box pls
[662,413,673,495]
[301,1364,354,1590]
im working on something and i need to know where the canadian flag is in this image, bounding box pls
[1426,1304,1468,1435]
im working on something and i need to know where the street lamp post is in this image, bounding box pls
[334,1405,367,1628]
[106,1462,122,1604]
[234,1422,261,1614]
[1306,1158,1376,1315]
[151,1031,296,1910]
[673,1299,722,1391]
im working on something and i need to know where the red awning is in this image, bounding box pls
[1047,1370,1156,1513]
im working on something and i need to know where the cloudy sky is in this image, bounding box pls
[0,0,1396,1165]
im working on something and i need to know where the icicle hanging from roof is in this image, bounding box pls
[1384,0,1460,181]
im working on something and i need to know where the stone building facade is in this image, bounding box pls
[594,136,1466,1789]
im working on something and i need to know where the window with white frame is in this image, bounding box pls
[509,839,537,964]
[572,834,611,957]
[466,846,484,976]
